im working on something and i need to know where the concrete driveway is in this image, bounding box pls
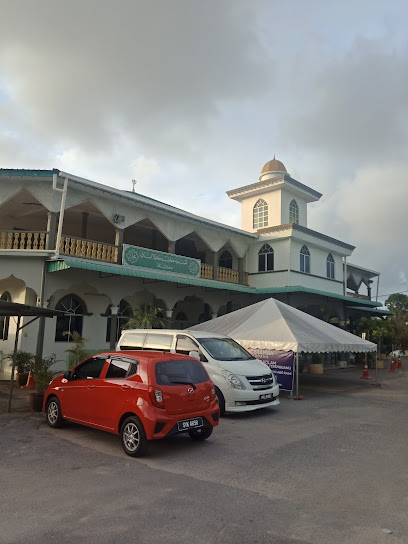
[1,367,407,544]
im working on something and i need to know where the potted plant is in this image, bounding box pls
[6,350,34,386]
[64,331,89,368]
[309,352,324,374]
[29,354,59,412]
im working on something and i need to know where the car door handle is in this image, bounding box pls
[121,384,131,390]
[87,385,96,390]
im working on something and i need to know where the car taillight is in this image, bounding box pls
[148,386,165,409]
[210,383,216,401]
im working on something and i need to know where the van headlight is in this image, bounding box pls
[222,371,246,390]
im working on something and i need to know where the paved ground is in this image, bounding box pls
[1,366,407,544]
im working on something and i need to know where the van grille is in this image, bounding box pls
[246,374,274,390]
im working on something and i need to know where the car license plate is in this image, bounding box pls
[260,393,272,400]
[177,417,203,431]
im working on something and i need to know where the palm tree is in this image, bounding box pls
[124,305,164,330]
[64,331,89,366]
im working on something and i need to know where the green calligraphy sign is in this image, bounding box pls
[123,244,201,277]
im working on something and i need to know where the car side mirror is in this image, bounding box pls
[63,371,71,380]
[189,350,200,360]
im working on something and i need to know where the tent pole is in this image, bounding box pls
[7,315,21,414]
[295,352,299,398]
[375,350,378,383]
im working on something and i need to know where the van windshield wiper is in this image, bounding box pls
[168,379,197,389]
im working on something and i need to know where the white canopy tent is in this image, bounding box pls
[190,298,377,397]
[191,298,377,353]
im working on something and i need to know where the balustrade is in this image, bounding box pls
[59,236,118,263]
[0,230,47,250]
[200,263,213,279]
[0,231,250,284]
[347,292,370,301]
[217,266,240,284]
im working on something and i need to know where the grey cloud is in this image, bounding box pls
[282,37,408,165]
[1,0,270,158]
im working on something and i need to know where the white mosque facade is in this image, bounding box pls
[0,158,385,376]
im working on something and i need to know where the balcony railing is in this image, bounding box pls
[59,236,118,263]
[347,292,370,301]
[200,264,248,285]
[200,263,213,279]
[0,230,48,250]
[0,231,249,285]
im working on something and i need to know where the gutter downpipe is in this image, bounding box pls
[376,273,380,303]
[35,261,47,359]
[53,173,68,259]
[7,316,21,413]
[36,173,67,358]
[343,256,347,297]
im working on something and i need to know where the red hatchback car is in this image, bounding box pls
[43,351,219,457]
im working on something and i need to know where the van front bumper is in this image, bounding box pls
[224,383,280,412]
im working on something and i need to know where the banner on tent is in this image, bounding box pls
[247,348,295,391]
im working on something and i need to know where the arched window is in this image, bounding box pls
[105,299,133,342]
[326,254,335,279]
[0,292,11,340]
[253,199,268,229]
[289,200,299,224]
[219,250,233,269]
[300,245,310,273]
[258,244,274,272]
[55,294,87,341]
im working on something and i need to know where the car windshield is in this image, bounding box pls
[155,359,209,386]
[198,337,255,361]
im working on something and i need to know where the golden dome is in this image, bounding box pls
[261,156,287,175]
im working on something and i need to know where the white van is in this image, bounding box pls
[116,329,280,414]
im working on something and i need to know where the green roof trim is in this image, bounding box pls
[0,169,56,177]
[46,258,257,293]
[47,258,383,308]
[347,305,392,315]
[256,286,381,307]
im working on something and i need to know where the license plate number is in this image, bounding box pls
[260,394,272,400]
[177,417,203,431]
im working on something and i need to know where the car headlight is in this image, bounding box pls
[222,370,246,390]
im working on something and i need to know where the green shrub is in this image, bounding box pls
[6,350,34,373]
[33,354,59,395]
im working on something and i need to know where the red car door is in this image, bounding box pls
[61,356,108,423]
[85,357,139,430]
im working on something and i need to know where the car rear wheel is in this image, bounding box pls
[188,426,213,441]
[120,416,149,457]
[46,397,63,428]
[215,387,225,416]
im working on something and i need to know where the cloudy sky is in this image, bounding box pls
[1,0,407,304]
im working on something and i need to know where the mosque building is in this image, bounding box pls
[0,158,387,375]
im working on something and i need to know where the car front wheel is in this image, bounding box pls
[188,426,213,441]
[46,397,63,428]
[120,416,149,457]
[215,386,225,416]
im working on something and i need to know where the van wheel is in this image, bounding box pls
[46,397,63,428]
[188,427,213,440]
[215,387,225,416]
[120,416,149,457]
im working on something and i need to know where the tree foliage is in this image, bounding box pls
[385,293,408,314]
[357,293,408,352]
[124,305,164,330]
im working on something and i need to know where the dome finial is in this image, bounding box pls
[260,157,287,176]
